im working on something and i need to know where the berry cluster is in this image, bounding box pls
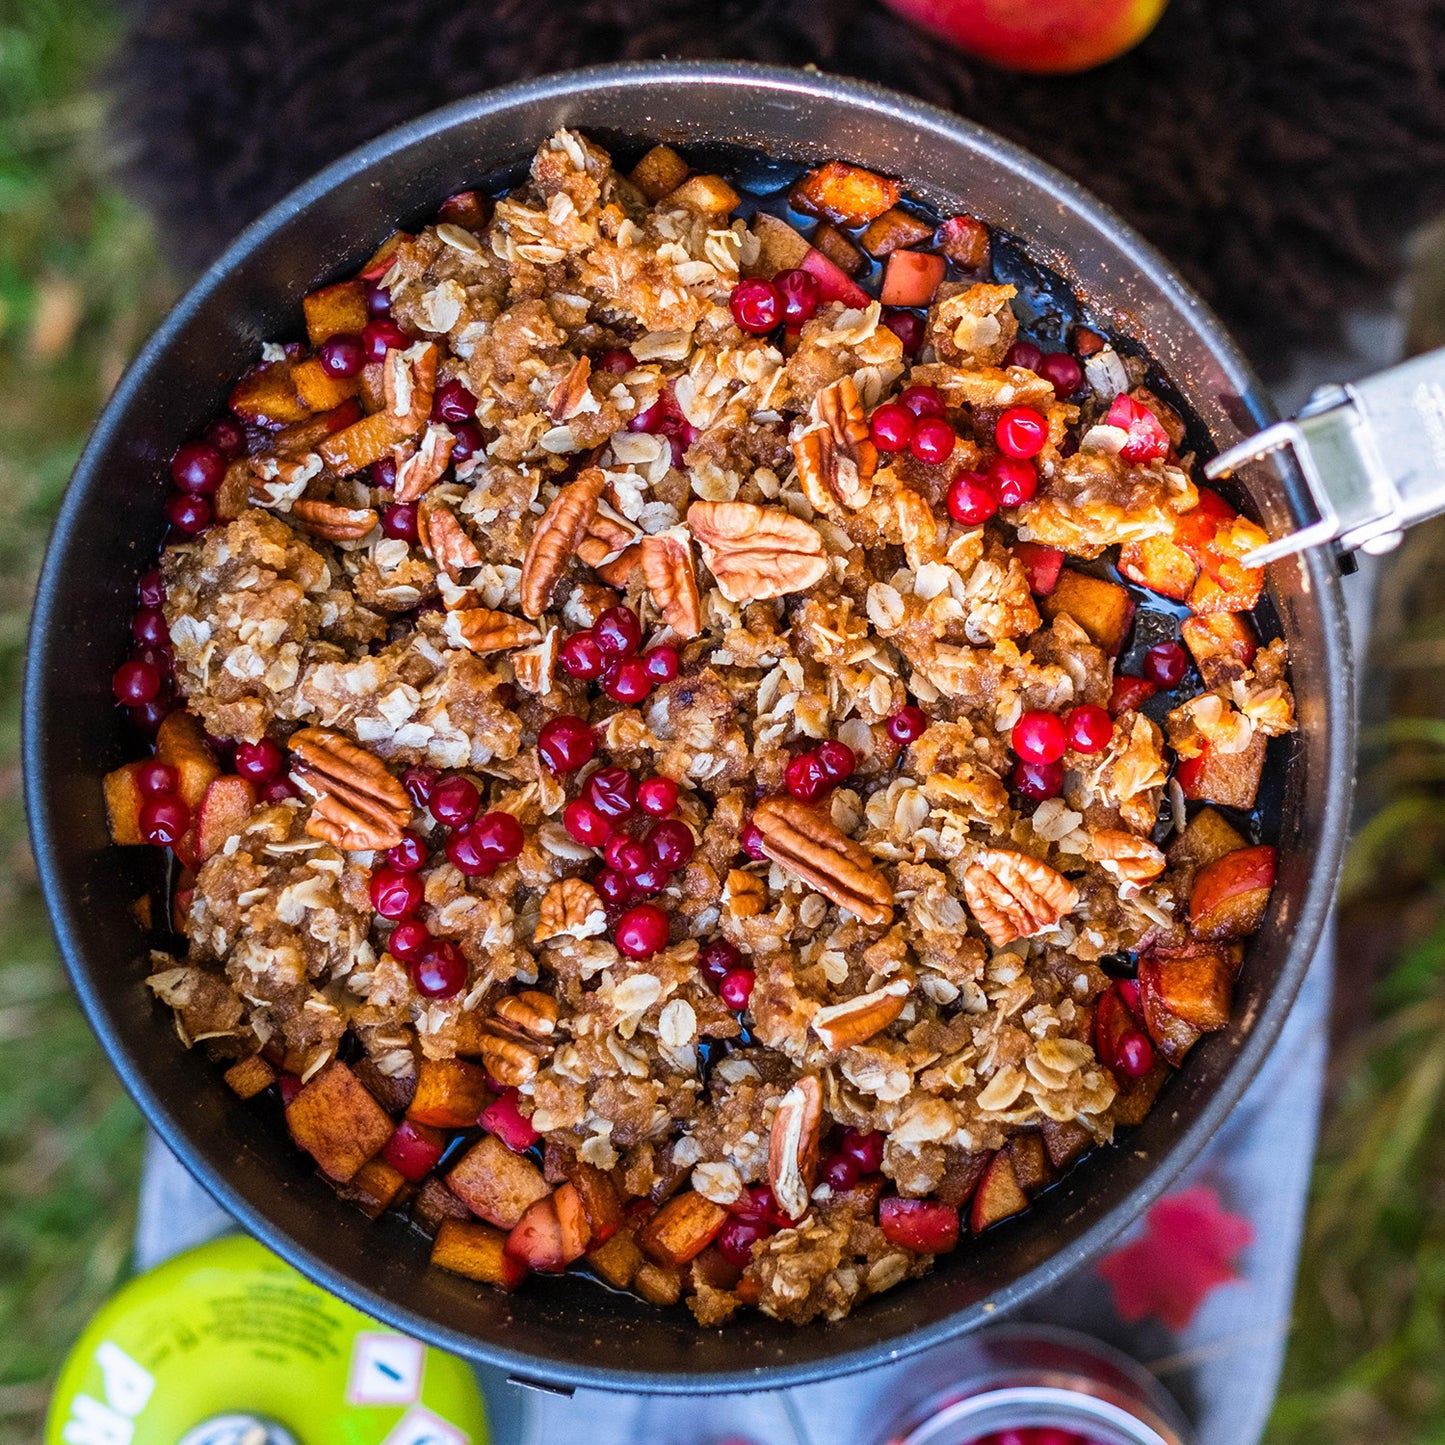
[868,384,957,466]
[1009,704,1114,802]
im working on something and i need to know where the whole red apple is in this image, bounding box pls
[881,0,1169,74]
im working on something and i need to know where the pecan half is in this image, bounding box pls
[288,727,411,850]
[443,607,543,654]
[493,990,560,1040]
[290,499,378,542]
[520,469,606,617]
[768,1074,823,1221]
[383,341,438,432]
[248,453,321,509]
[534,877,606,943]
[792,375,877,514]
[547,355,594,421]
[1090,828,1166,887]
[418,499,482,582]
[752,795,892,926]
[394,423,455,503]
[810,979,911,1051]
[510,627,559,696]
[576,508,641,570]
[686,501,828,603]
[962,849,1080,948]
[640,531,702,638]
[723,869,766,920]
[595,544,640,588]
[478,1027,546,1088]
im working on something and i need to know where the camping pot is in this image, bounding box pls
[24,61,1359,1392]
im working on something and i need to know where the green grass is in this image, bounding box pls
[6,1,1445,1441]
[0,1,172,1439]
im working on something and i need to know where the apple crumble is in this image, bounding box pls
[104,130,1293,1326]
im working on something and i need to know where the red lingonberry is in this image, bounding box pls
[883,308,925,354]
[898,384,945,419]
[140,795,189,847]
[699,939,741,984]
[470,811,524,865]
[402,766,439,808]
[775,268,821,326]
[380,503,418,542]
[370,867,424,920]
[1038,351,1084,397]
[171,441,226,495]
[822,1153,860,1190]
[431,377,477,424]
[445,827,495,878]
[450,421,484,463]
[361,318,410,362]
[615,903,670,958]
[370,455,398,490]
[909,416,956,465]
[203,417,246,459]
[946,470,998,526]
[112,659,161,706]
[642,646,679,684]
[1012,709,1067,765]
[870,402,915,453]
[587,767,637,819]
[595,606,642,658]
[816,739,856,783]
[388,920,430,962]
[165,492,212,534]
[431,774,480,828]
[603,659,653,704]
[1014,758,1065,801]
[559,630,606,680]
[234,737,283,783]
[630,861,670,895]
[597,348,635,374]
[1144,640,1189,688]
[136,760,179,797]
[740,821,768,860]
[537,715,595,774]
[137,568,166,609]
[988,455,1038,507]
[318,334,365,378]
[719,968,756,1010]
[841,1127,885,1174]
[716,1216,768,1268]
[386,829,428,872]
[563,799,612,848]
[595,868,634,908]
[604,832,649,877]
[1004,339,1043,372]
[1116,1031,1156,1079]
[995,405,1049,459]
[412,940,467,999]
[785,750,829,803]
[131,607,169,650]
[646,818,695,872]
[886,705,928,745]
[730,277,783,335]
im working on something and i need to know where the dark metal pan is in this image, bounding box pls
[23,60,1353,1393]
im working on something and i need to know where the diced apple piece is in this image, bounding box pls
[1146,948,1234,1030]
[317,408,408,475]
[1013,541,1064,596]
[447,1134,549,1229]
[1093,986,1138,1071]
[339,1157,406,1218]
[274,397,363,456]
[406,1057,492,1129]
[935,213,991,269]
[358,231,408,281]
[808,221,863,278]
[1039,1118,1092,1171]
[1007,1132,1054,1196]
[1112,1058,1170,1125]
[285,1061,394,1184]
[505,1194,569,1273]
[302,279,368,345]
[1136,957,1206,1067]
[1181,613,1258,690]
[879,1196,960,1253]
[791,160,900,227]
[750,212,812,277]
[969,1150,1029,1233]
[632,1262,683,1307]
[413,1175,471,1235]
[223,1054,277,1100]
[155,712,221,811]
[1040,570,1136,654]
[214,458,254,522]
[103,762,148,845]
[229,360,310,426]
[1189,844,1276,940]
[1176,734,1266,810]
[1167,811,1245,878]
[1189,515,1268,616]
[666,173,741,217]
[382,1119,447,1182]
[880,250,947,307]
[553,1181,593,1262]
[934,1151,990,1209]
[799,247,872,310]
[637,1191,728,1269]
[291,357,361,413]
[478,1089,540,1153]
[859,206,936,257]
[561,1159,624,1245]
[1118,535,1198,602]
[1109,674,1158,716]
[1174,487,1239,557]
[436,190,493,232]
[196,776,258,862]
[587,1228,645,1289]
[629,144,690,203]
[432,1218,529,1289]
[354,1053,416,1116]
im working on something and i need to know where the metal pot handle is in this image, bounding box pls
[1207,346,1445,565]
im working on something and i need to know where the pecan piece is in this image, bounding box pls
[640,531,702,638]
[534,877,606,943]
[595,544,640,588]
[792,375,877,514]
[418,499,482,582]
[383,341,439,431]
[520,469,606,617]
[576,508,640,570]
[810,979,911,1051]
[443,607,543,654]
[723,869,766,920]
[290,499,378,542]
[768,1074,823,1221]
[547,355,594,421]
[752,796,893,926]
[394,423,455,503]
[493,990,560,1040]
[478,1028,546,1088]
[1090,828,1166,888]
[686,501,828,603]
[896,489,942,569]
[962,849,1080,948]
[288,727,410,850]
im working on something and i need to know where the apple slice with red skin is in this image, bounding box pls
[103,762,147,845]
[1012,541,1064,596]
[382,1119,447,1183]
[880,250,947,307]
[1039,1118,1092,1171]
[879,1196,961,1253]
[1007,1132,1054,1196]
[1143,947,1234,1031]
[1093,986,1140,1073]
[196,775,258,861]
[1137,956,1206,1067]
[934,1151,990,1209]
[432,1219,529,1289]
[560,1159,624,1246]
[479,1089,540,1152]
[1110,674,1158,717]
[1190,844,1276,940]
[969,1150,1029,1233]
[799,247,872,310]
[505,1189,591,1273]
